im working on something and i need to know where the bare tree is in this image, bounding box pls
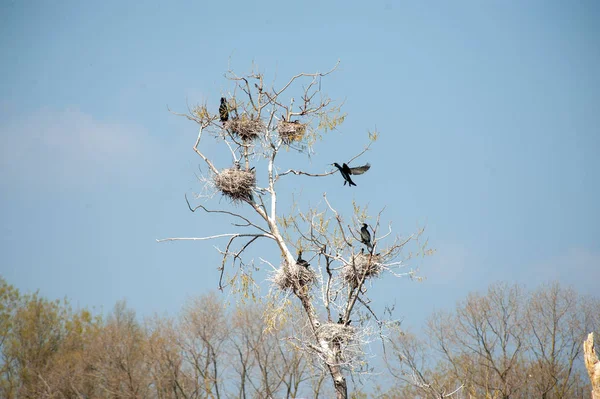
[384,282,600,399]
[87,301,151,399]
[176,293,229,398]
[525,282,595,398]
[426,283,528,399]
[160,63,429,398]
[229,301,316,398]
[145,315,186,399]
[385,328,463,399]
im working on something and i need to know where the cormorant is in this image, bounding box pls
[332,162,371,186]
[219,97,229,122]
[296,250,310,268]
[360,223,373,252]
[332,163,355,186]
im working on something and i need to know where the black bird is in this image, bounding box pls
[332,162,371,186]
[332,163,355,186]
[219,97,229,123]
[338,315,344,324]
[296,250,310,268]
[360,223,373,252]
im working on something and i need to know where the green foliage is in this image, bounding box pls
[317,105,346,133]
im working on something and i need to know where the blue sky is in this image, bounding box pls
[1,0,599,333]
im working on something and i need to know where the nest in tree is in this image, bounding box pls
[317,322,355,346]
[224,116,265,141]
[273,261,316,291]
[277,120,307,144]
[213,167,255,202]
[341,252,383,286]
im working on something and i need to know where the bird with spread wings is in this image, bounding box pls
[332,162,371,186]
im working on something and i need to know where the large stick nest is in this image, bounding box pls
[317,322,355,345]
[316,322,359,366]
[341,253,383,286]
[224,116,265,141]
[272,261,317,291]
[277,120,307,144]
[213,167,255,202]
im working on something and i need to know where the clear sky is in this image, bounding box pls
[1,0,599,332]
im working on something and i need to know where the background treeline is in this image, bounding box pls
[1,278,598,398]
[384,282,600,399]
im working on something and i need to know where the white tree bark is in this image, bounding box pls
[584,332,600,399]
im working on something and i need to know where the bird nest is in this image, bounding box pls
[341,253,383,286]
[224,116,265,141]
[317,323,355,346]
[272,261,317,291]
[277,120,307,144]
[213,167,255,202]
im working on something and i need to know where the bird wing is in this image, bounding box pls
[349,163,371,175]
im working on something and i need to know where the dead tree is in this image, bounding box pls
[584,332,600,399]
[159,62,430,398]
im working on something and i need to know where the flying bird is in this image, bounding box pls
[360,223,373,252]
[332,162,371,187]
[296,250,310,268]
[219,97,229,123]
[332,163,355,186]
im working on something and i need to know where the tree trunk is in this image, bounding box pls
[328,364,347,399]
[584,332,600,399]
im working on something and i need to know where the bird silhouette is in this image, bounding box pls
[332,163,355,186]
[219,97,229,122]
[360,223,373,252]
[296,250,310,268]
[332,162,371,186]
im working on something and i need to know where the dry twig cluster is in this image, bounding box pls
[314,322,365,368]
[277,120,307,144]
[272,261,317,291]
[341,252,383,286]
[224,116,265,141]
[213,167,256,203]
[317,323,355,345]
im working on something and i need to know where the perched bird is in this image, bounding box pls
[332,162,371,186]
[296,250,310,268]
[338,315,344,324]
[360,223,373,252]
[219,97,229,122]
